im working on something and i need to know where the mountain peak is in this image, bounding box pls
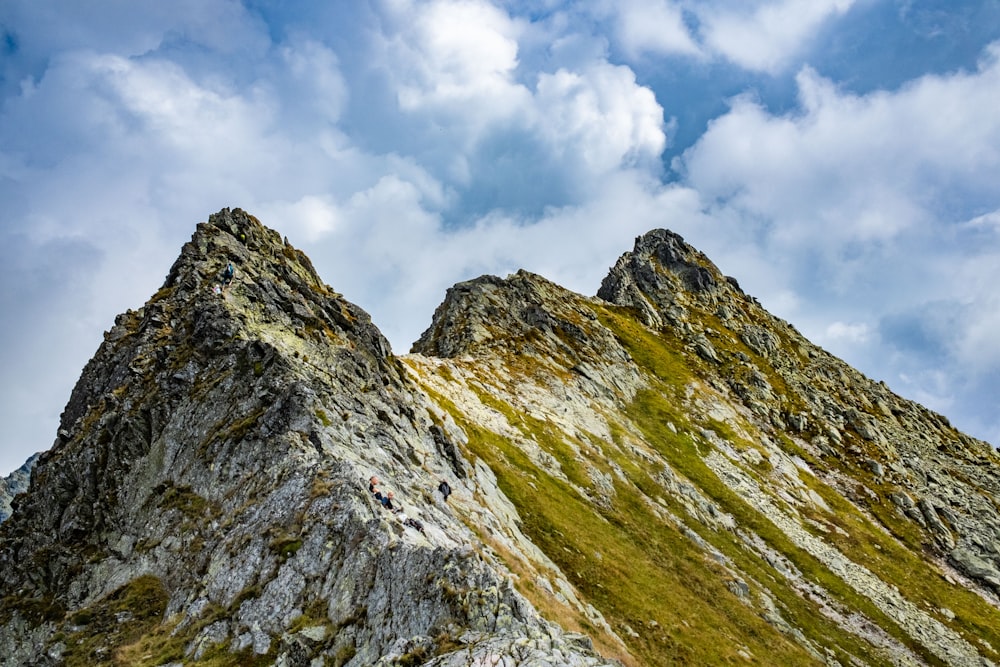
[0,209,620,667]
[4,209,1000,667]
[412,269,603,358]
[598,228,742,328]
[51,208,393,461]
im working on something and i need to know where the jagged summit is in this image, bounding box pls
[598,229,735,318]
[0,208,620,667]
[412,270,632,373]
[4,208,1000,667]
[56,208,393,452]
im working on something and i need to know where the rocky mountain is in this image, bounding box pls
[2,209,1000,667]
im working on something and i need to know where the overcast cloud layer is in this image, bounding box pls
[2,0,999,474]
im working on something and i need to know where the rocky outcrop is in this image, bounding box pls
[0,209,617,667]
[4,214,1000,667]
[0,453,38,523]
[602,230,1000,595]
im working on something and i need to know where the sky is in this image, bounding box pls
[1,0,999,475]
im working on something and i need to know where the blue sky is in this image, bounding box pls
[2,0,999,475]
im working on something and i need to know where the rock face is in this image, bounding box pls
[0,210,617,667]
[3,213,1000,667]
[0,453,38,523]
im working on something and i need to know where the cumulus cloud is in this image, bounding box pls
[375,0,530,132]
[585,0,857,71]
[825,321,870,344]
[364,0,667,216]
[696,0,857,73]
[533,62,666,174]
[2,0,1000,475]
[681,51,1000,258]
[965,208,1000,230]
[277,39,349,126]
[0,0,269,98]
[601,0,701,60]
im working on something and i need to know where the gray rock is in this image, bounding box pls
[951,548,1000,591]
[0,209,619,667]
[4,211,1000,667]
[0,453,39,523]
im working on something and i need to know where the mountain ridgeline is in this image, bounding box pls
[2,208,1000,667]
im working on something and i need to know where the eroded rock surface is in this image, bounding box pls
[0,209,618,667]
[0,453,38,523]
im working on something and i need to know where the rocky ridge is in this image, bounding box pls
[0,209,616,667]
[407,229,1000,666]
[2,210,1000,666]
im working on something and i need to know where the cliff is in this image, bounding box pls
[2,208,1000,666]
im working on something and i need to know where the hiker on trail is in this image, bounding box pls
[221,262,235,289]
[438,480,452,502]
[381,491,398,512]
[368,477,384,502]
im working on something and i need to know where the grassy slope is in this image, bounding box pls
[418,301,1000,666]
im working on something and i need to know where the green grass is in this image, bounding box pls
[603,299,1000,664]
[68,580,283,667]
[61,575,169,667]
[428,385,820,666]
[595,305,951,665]
[412,299,1000,665]
[793,467,1000,661]
[623,387,929,666]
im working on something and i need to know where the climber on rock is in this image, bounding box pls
[366,476,386,503]
[381,491,399,512]
[221,262,235,290]
[438,480,452,502]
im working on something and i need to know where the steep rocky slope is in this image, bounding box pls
[0,209,615,667]
[407,229,1000,667]
[2,210,1000,666]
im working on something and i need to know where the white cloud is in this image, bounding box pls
[279,39,349,124]
[366,0,668,210]
[259,196,341,243]
[964,208,1000,230]
[697,0,856,73]
[825,321,870,344]
[607,0,701,59]
[681,53,1000,255]
[0,0,270,99]
[533,62,667,174]
[948,255,1000,369]
[376,0,530,128]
